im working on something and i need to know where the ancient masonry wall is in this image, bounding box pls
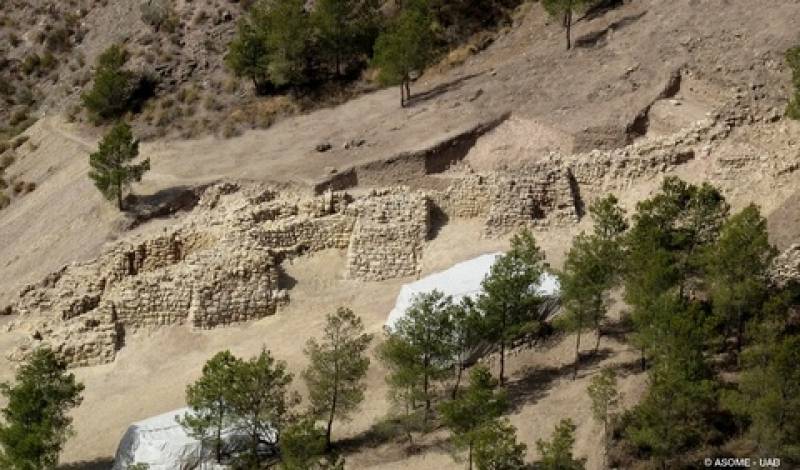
[345,189,431,281]
[7,105,750,367]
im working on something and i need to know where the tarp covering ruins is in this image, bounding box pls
[385,252,561,329]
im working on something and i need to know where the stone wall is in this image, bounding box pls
[345,188,430,280]
[7,101,764,367]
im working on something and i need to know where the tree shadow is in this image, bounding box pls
[505,347,615,412]
[406,72,484,108]
[578,0,626,22]
[124,184,206,228]
[58,457,114,470]
[574,11,647,49]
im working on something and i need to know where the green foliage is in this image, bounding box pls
[439,366,507,469]
[180,350,241,463]
[587,367,619,430]
[312,0,381,76]
[786,46,800,120]
[226,348,300,463]
[378,290,456,423]
[723,335,800,463]
[478,229,547,384]
[81,45,139,123]
[372,2,435,105]
[88,121,150,210]
[279,417,340,470]
[623,177,728,362]
[226,0,312,93]
[623,360,717,468]
[536,418,585,470]
[472,419,526,470]
[449,297,482,398]
[303,307,373,449]
[706,204,776,351]
[0,349,84,470]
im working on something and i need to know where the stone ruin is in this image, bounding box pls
[6,96,784,367]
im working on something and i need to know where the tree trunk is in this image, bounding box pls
[405,80,411,102]
[573,326,582,380]
[468,440,473,470]
[594,313,601,354]
[117,186,123,211]
[400,81,406,107]
[423,355,431,423]
[326,393,336,451]
[499,338,506,385]
[216,409,223,463]
[565,10,572,50]
[640,346,646,371]
[452,361,463,400]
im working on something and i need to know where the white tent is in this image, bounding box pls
[113,408,275,470]
[385,252,560,329]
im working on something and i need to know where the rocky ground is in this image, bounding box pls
[1,0,800,469]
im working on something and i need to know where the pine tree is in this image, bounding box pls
[226,0,312,92]
[303,307,373,450]
[226,18,271,93]
[706,204,777,353]
[472,419,526,470]
[557,234,614,379]
[449,297,481,399]
[479,229,547,384]
[723,335,800,463]
[312,0,380,77]
[558,195,626,378]
[227,348,300,464]
[378,290,455,423]
[586,367,619,465]
[372,1,435,106]
[439,366,508,470]
[180,350,242,464]
[88,121,150,210]
[0,349,84,470]
[536,418,585,470]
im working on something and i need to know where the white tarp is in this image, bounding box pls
[385,252,560,329]
[113,408,276,470]
[113,407,205,470]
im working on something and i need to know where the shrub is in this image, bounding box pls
[21,54,41,75]
[141,0,179,33]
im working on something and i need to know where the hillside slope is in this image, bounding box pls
[0,1,800,469]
